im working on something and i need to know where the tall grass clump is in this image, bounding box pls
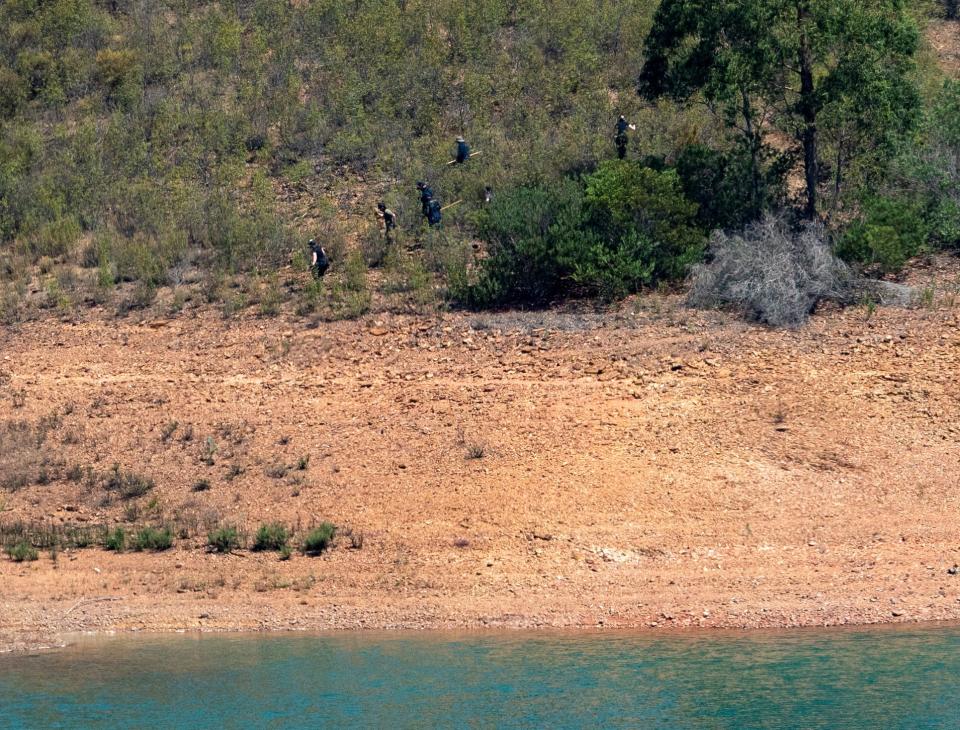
[253,523,289,552]
[105,527,126,552]
[302,523,336,555]
[207,526,240,553]
[5,541,39,562]
[133,526,173,552]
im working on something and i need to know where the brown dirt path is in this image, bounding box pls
[2,283,960,651]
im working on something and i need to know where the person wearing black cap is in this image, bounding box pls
[308,238,328,279]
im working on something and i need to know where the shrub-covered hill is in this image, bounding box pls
[0,1,958,323]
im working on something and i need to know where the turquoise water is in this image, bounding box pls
[2,626,960,728]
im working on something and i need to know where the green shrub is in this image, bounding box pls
[463,163,705,305]
[133,526,173,551]
[105,527,126,552]
[252,523,289,551]
[463,179,586,306]
[836,198,929,273]
[5,541,38,562]
[583,161,705,283]
[207,526,240,553]
[302,522,336,555]
[28,217,81,259]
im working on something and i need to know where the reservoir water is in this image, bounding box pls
[2,626,959,728]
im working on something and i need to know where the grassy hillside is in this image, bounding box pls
[0,1,957,323]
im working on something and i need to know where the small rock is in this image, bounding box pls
[948,565,959,575]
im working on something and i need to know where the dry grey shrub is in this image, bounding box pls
[687,213,853,327]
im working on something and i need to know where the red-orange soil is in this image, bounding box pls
[2,264,960,652]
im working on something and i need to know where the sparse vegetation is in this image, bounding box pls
[202,437,218,466]
[133,527,173,552]
[192,479,212,493]
[5,541,38,562]
[207,526,240,553]
[0,418,64,491]
[253,523,290,552]
[302,523,336,555]
[105,527,126,552]
[265,463,289,480]
[104,464,155,500]
[466,444,486,460]
[160,421,179,442]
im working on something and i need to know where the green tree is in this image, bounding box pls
[638,0,921,219]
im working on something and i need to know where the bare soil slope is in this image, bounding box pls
[2,267,960,651]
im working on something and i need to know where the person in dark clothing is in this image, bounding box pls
[614,114,636,160]
[417,181,435,222]
[308,238,329,279]
[454,136,471,164]
[427,198,443,227]
[483,185,493,204]
[376,202,397,245]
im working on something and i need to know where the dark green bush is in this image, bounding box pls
[463,180,584,306]
[133,526,173,552]
[675,143,787,231]
[252,523,289,552]
[582,161,705,286]
[885,81,960,251]
[207,526,240,553]
[836,197,929,274]
[302,522,336,555]
[463,162,705,305]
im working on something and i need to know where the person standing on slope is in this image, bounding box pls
[454,136,471,164]
[376,202,398,245]
[308,238,329,279]
[614,114,636,160]
[417,181,435,223]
